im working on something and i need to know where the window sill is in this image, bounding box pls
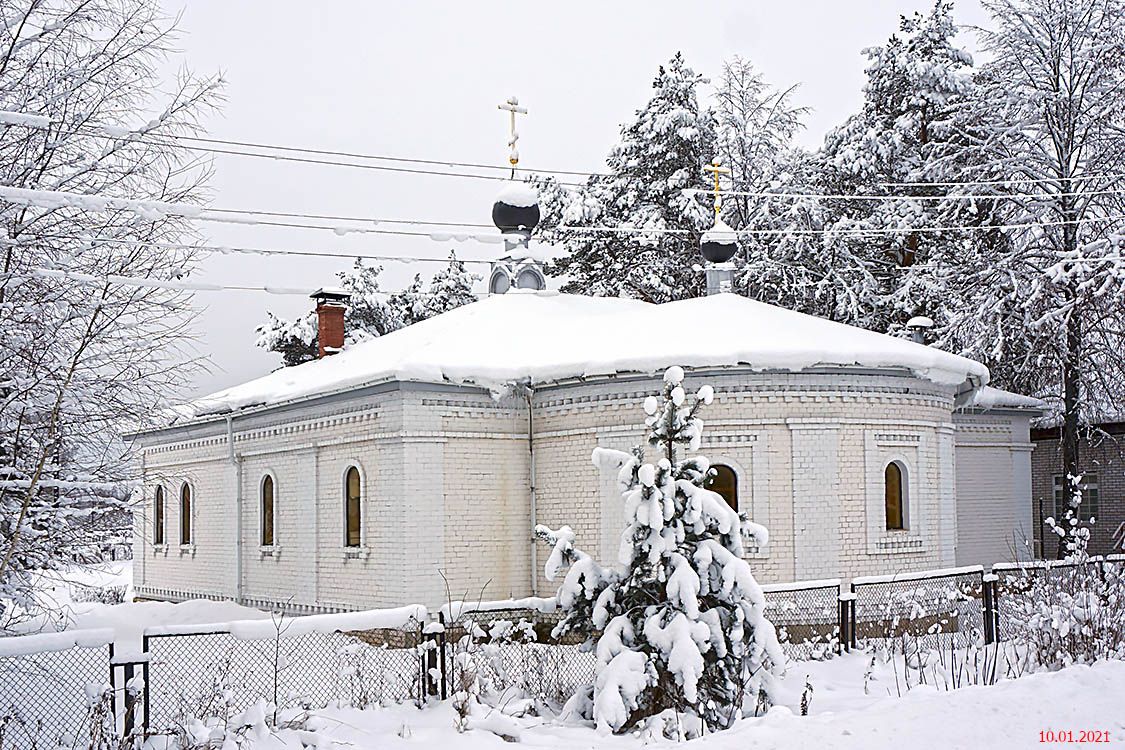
[259,545,280,558]
[179,544,196,557]
[343,546,370,560]
[152,544,168,555]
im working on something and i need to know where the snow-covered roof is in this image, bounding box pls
[961,386,1046,411]
[191,292,990,418]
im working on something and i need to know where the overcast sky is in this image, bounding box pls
[161,0,991,400]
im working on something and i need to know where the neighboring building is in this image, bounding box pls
[129,290,1042,613]
[1031,422,1125,558]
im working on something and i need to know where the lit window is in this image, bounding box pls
[180,483,193,545]
[885,462,905,530]
[345,467,362,547]
[705,464,738,511]
[153,486,165,546]
[261,475,275,546]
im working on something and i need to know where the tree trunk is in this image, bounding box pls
[1057,198,1081,559]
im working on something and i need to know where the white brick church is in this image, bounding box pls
[130,288,1043,613]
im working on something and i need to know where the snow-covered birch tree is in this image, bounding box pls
[536,366,781,735]
[0,0,221,626]
[936,0,1125,535]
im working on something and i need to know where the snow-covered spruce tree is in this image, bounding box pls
[0,0,221,626]
[540,53,715,302]
[536,366,782,735]
[256,252,479,366]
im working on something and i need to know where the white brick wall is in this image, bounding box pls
[133,368,1000,611]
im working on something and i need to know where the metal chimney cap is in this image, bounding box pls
[906,315,934,329]
[310,287,351,304]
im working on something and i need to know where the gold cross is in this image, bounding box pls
[498,96,528,177]
[703,158,731,217]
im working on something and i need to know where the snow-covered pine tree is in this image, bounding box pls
[536,366,782,735]
[254,311,320,367]
[540,53,715,302]
[255,260,398,366]
[816,1,974,333]
[389,250,481,326]
[257,253,479,366]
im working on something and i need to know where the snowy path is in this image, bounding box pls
[239,657,1125,749]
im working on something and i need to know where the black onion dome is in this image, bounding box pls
[492,182,541,234]
[699,218,738,263]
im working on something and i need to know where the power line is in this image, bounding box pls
[161,131,604,179]
[13,267,486,297]
[22,233,502,265]
[7,111,1125,192]
[2,112,603,183]
[0,183,508,244]
[683,185,1125,201]
[877,173,1125,188]
[22,267,315,294]
[203,206,493,229]
[82,127,589,187]
[560,212,1125,237]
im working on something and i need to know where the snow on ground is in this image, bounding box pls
[212,656,1125,749]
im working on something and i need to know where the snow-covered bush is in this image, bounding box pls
[536,366,783,734]
[1001,484,1125,669]
[72,585,128,606]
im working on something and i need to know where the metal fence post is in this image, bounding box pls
[438,612,448,701]
[982,573,998,645]
[422,621,441,699]
[123,662,136,736]
[108,643,116,724]
[837,594,848,653]
[142,634,151,734]
[848,584,858,650]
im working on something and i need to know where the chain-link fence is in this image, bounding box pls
[761,580,842,660]
[3,558,1098,736]
[0,637,111,749]
[992,555,1125,642]
[851,567,986,652]
[441,606,595,706]
[145,617,424,732]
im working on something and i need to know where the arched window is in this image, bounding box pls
[261,475,275,547]
[153,486,165,545]
[516,268,545,290]
[705,464,738,512]
[344,466,362,547]
[180,483,193,545]
[885,462,905,530]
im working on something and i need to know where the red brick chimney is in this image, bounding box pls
[310,288,351,358]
